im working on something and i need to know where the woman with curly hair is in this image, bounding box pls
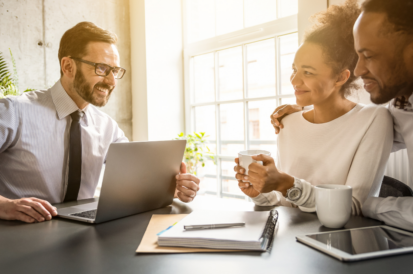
[234,0,393,215]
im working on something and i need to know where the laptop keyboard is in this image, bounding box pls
[70,209,97,219]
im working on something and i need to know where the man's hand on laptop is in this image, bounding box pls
[174,162,200,203]
[0,196,58,223]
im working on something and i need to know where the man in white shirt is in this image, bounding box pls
[352,0,413,230]
[269,0,413,230]
[0,22,200,224]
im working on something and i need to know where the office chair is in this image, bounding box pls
[379,176,413,198]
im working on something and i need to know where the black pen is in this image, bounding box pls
[184,222,245,230]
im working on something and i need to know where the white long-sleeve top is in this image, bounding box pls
[252,104,393,215]
[362,95,413,230]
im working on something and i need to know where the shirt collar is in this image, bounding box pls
[50,80,90,126]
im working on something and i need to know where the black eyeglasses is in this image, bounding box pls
[70,57,126,79]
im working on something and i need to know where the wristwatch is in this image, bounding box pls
[286,178,302,202]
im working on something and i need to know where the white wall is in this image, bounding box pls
[297,0,327,44]
[130,0,184,141]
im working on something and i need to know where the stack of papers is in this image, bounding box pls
[158,210,275,251]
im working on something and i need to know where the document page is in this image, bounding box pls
[160,210,269,242]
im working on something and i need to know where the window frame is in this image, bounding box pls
[183,3,298,199]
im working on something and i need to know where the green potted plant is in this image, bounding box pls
[0,49,34,98]
[175,132,216,175]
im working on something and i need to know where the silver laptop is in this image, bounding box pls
[57,140,186,223]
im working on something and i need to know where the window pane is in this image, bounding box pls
[222,181,245,199]
[244,0,277,27]
[220,103,244,156]
[200,176,218,194]
[221,161,245,198]
[194,53,215,103]
[205,142,217,154]
[218,47,243,101]
[278,0,298,18]
[195,105,216,141]
[248,100,276,140]
[216,0,243,36]
[249,143,277,155]
[279,33,298,95]
[247,39,276,98]
[221,160,236,179]
[280,96,296,105]
[198,159,217,176]
[186,0,215,43]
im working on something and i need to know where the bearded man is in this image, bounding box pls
[266,0,413,231]
[0,22,200,223]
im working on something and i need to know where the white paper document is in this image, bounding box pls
[158,210,276,251]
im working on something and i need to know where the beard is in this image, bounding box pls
[370,81,413,105]
[73,69,114,107]
[370,47,413,105]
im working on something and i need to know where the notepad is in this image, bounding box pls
[158,210,277,251]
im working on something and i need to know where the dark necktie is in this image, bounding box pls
[64,110,83,202]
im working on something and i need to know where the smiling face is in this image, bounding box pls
[353,12,413,104]
[291,42,348,107]
[72,42,120,107]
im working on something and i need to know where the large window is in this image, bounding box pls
[184,0,299,200]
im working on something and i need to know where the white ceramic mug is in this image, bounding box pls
[238,150,271,182]
[315,184,352,229]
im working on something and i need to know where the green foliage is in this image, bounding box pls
[9,49,19,91]
[175,132,216,175]
[0,49,34,99]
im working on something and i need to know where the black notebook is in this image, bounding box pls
[158,209,278,251]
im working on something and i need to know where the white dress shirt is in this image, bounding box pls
[0,80,128,203]
[251,104,393,215]
[363,95,413,230]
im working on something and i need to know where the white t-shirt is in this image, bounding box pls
[252,104,393,215]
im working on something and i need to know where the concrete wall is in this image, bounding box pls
[0,0,133,140]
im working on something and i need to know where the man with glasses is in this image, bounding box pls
[0,22,200,223]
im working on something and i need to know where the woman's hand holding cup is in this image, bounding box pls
[234,150,295,197]
[234,158,260,198]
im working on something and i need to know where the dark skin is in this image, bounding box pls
[353,12,413,103]
[234,155,294,197]
[234,42,353,198]
[272,11,413,133]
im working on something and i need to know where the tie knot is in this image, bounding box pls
[71,110,84,122]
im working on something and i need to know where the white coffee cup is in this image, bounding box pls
[238,150,271,182]
[315,184,352,229]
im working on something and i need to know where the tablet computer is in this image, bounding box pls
[296,225,413,261]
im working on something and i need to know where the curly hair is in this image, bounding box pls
[362,0,413,36]
[304,0,361,97]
